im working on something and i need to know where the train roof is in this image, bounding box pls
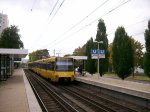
[28,56,73,63]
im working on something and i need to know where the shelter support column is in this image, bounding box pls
[0,55,7,81]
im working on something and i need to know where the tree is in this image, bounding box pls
[95,19,109,76]
[29,51,36,62]
[29,49,50,61]
[112,27,134,80]
[85,38,96,75]
[144,20,150,77]
[64,54,72,57]
[131,38,144,68]
[73,45,86,56]
[0,25,24,48]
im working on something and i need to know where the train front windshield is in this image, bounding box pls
[56,59,74,71]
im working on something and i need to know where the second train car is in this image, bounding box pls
[28,57,75,82]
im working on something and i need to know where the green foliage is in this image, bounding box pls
[144,53,150,77]
[73,45,86,56]
[64,54,72,57]
[131,38,144,68]
[29,49,50,62]
[85,38,96,74]
[0,25,24,48]
[95,19,109,76]
[112,27,134,80]
[144,20,150,77]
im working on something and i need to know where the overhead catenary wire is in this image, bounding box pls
[29,0,65,50]
[54,30,146,56]
[30,0,126,51]
[48,0,60,18]
[107,18,149,36]
[85,0,131,26]
[48,0,66,24]
[46,0,131,48]
[44,0,131,50]
[60,0,109,37]
[42,0,110,48]
[31,0,128,55]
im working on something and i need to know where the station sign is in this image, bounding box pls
[91,49,105,59]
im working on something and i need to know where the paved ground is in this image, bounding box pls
[0,69,29,112]
[0,69,42,112]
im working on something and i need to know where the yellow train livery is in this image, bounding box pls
[28,57,75,82]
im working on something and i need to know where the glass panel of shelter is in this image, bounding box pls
[0,55,7,81]
[0,55,12,81]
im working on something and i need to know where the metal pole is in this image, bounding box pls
[54,49,55,56]
[98,42,99,74]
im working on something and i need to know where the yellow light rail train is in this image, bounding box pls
[28,57,75,82]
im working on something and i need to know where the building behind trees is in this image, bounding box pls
[0,13,9,34]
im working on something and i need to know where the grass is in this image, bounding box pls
[128,73,150,81]
[104,72,150,81]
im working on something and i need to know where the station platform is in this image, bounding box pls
[75,73,150,100]
[75,72,150,109]
[0,68,42,112]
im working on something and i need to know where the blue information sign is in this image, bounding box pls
[91,49,105,59]
[91,49,105,54]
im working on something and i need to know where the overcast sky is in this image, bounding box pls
[0,0,150,57]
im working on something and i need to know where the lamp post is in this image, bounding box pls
[94,41,103,74]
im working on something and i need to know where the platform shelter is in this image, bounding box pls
[68,56,87,74]
[0,48,28,81]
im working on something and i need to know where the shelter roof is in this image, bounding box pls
[68,56,87,60]
[0,48,28,58]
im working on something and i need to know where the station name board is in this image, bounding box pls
[91,49,105,59]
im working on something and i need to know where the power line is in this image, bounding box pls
[59,31,145,55]
[107,18,149,36]
[61,0,109,37]
[48,24,88,49]
[125,18,149,28]
[48,0,66,24]
[42,0,109,48]
[44,0,131,49]
[86,0,131,26]
[29,0,65,50]
[48,0,60,18]
[109,0,131,13]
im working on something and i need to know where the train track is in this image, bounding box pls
[59,85,146,112]
[71,83,149,112]
[24,69,148,112]
[24,69,81,112]
[59,86,116,112]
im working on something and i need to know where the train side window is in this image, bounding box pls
[47,62,54,70]
[42,63,44,69]
[47,63,51,70]
[39,63,42,69]
[52,62,55,70]
[41,63,46,70]
[44,63,47,70]
[37,63,39,68]
[41,63,43,69]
